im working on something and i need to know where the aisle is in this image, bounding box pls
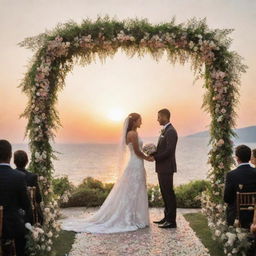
[61,208,209,256]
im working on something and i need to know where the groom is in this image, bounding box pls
[151,108,178,228]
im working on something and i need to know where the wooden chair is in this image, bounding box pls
[236,191,256,228]
[253,205,256,226]
[27,186,39,224]
[0,206,16,256]
[249,205,256,256]
[0,206,3,238]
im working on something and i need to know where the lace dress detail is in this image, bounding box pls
[62,138,149,233]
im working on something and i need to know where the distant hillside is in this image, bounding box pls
[186,126,256,142]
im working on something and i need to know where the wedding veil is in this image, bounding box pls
[116,116,130,181]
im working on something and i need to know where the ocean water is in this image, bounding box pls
[12,138,256,186]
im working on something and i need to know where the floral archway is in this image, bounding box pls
[20,17,247,255]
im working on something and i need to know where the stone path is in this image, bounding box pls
[60,208,209,256]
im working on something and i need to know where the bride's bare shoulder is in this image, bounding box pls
[127,130,138,137]
[126,131,138,144]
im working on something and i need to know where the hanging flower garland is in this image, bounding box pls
[19,17,247,255]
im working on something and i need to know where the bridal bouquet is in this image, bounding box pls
[143,143,157,156]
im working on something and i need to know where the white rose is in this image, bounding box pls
[34,117,41,124]
[226,232,236,246]
[232,248,238,254]
[47,231,53,238]
[236,228,241,233]
[221,234,227,241]
[217,116,223,122]
[216,139,225,147]
[209,41,216,48]
[32,231,39,239]
[237,233,247,241]
[189,41,194,49]
[215,230,221,237]
[35,152,40,159]
[44,207,50,213]
[37,227,44,234]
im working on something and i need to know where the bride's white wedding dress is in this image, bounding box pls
[62,137,150,233]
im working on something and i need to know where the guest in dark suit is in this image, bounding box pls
[224,145,256,228]
[14,150,43,224]
[152,108,178,229]
[0,140,33,256]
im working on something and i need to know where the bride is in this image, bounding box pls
[62,113,153,233]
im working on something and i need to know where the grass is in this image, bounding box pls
[184,213,225,256]
[52,230,76,256]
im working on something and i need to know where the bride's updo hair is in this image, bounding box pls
[126,113,141,135]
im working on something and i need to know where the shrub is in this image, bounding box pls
[61,177,114,207]
[52,176,74,197]
[60,177,210,208]
[176,180,210,208]
[62,187,109,207]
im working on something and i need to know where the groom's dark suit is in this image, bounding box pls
[153,123,178,223]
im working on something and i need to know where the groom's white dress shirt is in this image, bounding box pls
[163,122,171,131]
[238,163,251,167]
[158,122,171,145]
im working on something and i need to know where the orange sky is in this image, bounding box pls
[0,0,255,143]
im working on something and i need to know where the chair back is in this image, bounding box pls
[27,186,38,224]
[0,206,16,256]
[0,206,3,238]
[253,204,256,225]
[236,191,256,227]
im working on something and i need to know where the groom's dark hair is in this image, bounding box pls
[235,145,251,163]
[158,109,171,120]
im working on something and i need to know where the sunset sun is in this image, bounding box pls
[107,108,125,122]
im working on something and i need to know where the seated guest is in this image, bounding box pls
[251,149,256,166]
[14,150,43,224]
[0,140,33,256]
[224,145,256,228]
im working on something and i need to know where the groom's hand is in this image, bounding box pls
[148,156,155,162]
